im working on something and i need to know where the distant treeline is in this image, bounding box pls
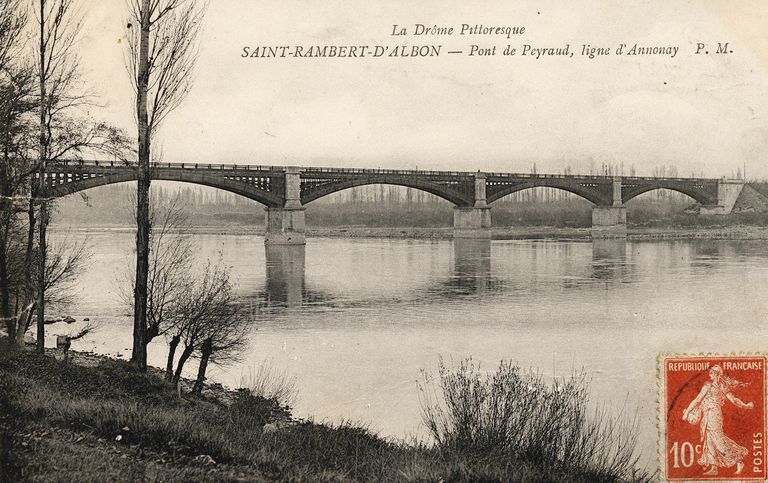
[51,181,767,228]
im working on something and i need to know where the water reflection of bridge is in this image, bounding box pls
[245,238,745,312]
[242,245,329,311]
[264,245,306,308]
[588,238,742,285]
[442,239,503,295]
[249,239,661,310]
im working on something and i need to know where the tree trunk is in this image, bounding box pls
[143,322,159,361]
[0,152,11,339]
[18,183,36,347]
[165,333,180,381]
[35,203,47,353]
[35,0,48,354]
[23,303,35,338]
[13,311,28,346]
[172,343,194,384]
[192,339,212,395]
[0,215,11,341]
[132,0,152,370]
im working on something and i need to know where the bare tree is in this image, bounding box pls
[56,319,96,362]
[0,1,35,345]
[166,261,238,386]
[1,2,128,348]
[1,217,32,345]
[4,234,88,346]
[191,298,247,394]
[119,193,194,361]
[114,191,243,388]
[125,0,207,369]
[34,0,84,353]
[144,198,193,342]
[29,1,132,352]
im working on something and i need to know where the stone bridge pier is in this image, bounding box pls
[264,168,306,245]
[591,178,627,239]
[453,174,492,238]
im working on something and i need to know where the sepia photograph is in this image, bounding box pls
[1,1,767,481]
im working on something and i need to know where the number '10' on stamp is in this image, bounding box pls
[661,355,767,481]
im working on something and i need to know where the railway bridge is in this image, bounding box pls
[46,160,745,244]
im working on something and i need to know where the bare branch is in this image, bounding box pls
[125,0,207,134]
[42,234,90,308]
[0,0,28,76]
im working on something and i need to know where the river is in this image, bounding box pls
[46,228,768,465]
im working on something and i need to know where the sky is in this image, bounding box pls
[74,1,768,178]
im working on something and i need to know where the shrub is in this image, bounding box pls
[239,360,298,408]
[419,357,653,482]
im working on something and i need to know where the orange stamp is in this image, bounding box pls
[660,355,767,481]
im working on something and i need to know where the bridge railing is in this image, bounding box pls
[306,167,716,183]
[48,159,719,183]
[51,159,283,172]
[485,172,613,180]
[485,172,716,183]
[609,175,717,183]
[302,166,475,177]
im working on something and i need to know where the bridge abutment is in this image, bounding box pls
[454,174,492,239]
[699,179,745,215]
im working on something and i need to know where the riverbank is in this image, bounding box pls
[55,223,768,240]
[0,341,651,482]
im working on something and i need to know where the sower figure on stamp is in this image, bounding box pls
[682,365,754,476]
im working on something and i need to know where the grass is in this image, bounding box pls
[0,342,654,482]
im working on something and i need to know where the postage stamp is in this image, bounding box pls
[660,355,767,481]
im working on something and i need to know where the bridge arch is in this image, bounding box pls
[300,178,474,206]
[47,170,284,207]
[486,180,610,206]
[621,182,717,205]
